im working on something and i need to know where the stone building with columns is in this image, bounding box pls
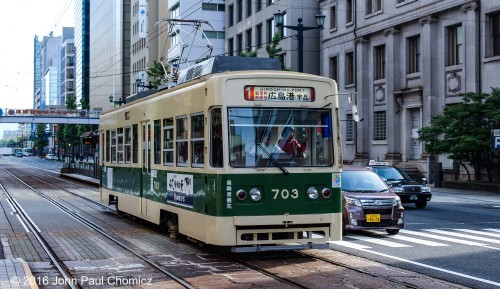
[319,0,499,181]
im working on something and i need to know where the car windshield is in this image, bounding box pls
[371,167,411,181]
[227,107,334,168]
[342,170,389,192]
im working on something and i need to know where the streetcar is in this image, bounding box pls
[99,56,343,252]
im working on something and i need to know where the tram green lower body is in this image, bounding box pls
[101,166,342,247]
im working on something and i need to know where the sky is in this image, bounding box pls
[0,0,75,135]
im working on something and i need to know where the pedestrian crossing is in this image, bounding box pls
[330,228,500,249]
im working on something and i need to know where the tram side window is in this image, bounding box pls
[110,129,117,163]
[153,120,161,164]
[163,118,174,165]
[106,130,110,162]
[176,116,188,166]
[124,127,131,163]
[117,128,124,163]
[132,124,138,163]
[191,113,205,166]
[211,108,223,167]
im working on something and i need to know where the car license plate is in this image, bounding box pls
[366,214,380,222]
[410,195,418,200]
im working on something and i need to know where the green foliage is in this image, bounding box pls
[239,51,257,57]
[419,89,500,181]
[265,33,283,59]
[146,60,169,88]
[34,123,48,156]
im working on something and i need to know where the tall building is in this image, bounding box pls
[225,0,322,74]
[74,0,90,107]
[319,0,500,180]
[89,0,131,111]
[34,34,62,109]
[60,27,75,108]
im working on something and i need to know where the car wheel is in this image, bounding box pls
[386,229,399,235]
[415,200,427,209]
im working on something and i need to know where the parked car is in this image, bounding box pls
[367,160,432,209]
[342,165,404,235]
[15,152,23,158]
[45,153,57,160]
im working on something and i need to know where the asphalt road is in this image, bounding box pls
[331,187,500,289]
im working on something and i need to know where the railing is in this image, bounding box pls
[62,160,99,179]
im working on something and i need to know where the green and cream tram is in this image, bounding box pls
[100,57,342,252]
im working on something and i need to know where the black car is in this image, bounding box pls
[368,160,432,209]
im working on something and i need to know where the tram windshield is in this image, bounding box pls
[228,108,334,168]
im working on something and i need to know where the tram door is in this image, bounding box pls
[141,121,151,215]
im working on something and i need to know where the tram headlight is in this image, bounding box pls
[249,188,262,202]
[236,189,246,200]
[321,188,331,199]
[307,187,319,200]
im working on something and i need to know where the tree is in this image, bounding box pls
[34,123,48,157]
[419,89,500,182]
[265,32,288,70]
[146,60,170,88]
[63,95,79,161]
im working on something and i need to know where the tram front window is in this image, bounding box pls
[228,108,334,168]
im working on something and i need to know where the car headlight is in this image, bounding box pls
[421,186,431,193]
[344,196,362,207]
[392,197,402,207]
[393,186,403,193]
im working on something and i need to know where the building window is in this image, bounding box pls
[374,111,386,140]
[491,12,500,56]
[256,0,262,12]
[267,18,275,44]
[346,52,355,85]
[247,0,252,17]
[448,24,463,66]
[237,0,243,22]
[267,0,274,6]
[228,38,234,56]
[237,33,243,55]
[374,45,385,80]
[346,114,354,141]
[246,28,252,52]
[256,23,263,48]
[330,56,338,81]
[366,0,382,15]
[346,0,353,23]
[202,3,225,11]
[203,31,225,39]
[228,5,234,27]
[330,6,337,30]
[407,35,420,73]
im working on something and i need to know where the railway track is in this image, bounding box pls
[0,159,470,289]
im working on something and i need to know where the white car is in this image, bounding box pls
[45,153,57,160]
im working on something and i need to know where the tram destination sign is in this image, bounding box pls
[244,85,315,102]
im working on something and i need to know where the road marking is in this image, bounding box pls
[366,230,449,246]
[329,240,371,250]
[345,235,411,247]
[453,229,500,238]
[400,229,486,246]
[424,229,500,244]
[351,247,500,288]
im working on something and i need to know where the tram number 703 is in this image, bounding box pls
[272,189,299,199]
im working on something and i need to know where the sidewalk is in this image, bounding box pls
[0,258,38,289]
[59,172,99,187]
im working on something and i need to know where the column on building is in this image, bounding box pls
[462,2,479,92]
[354,36,370,162]
[384,27,402,162]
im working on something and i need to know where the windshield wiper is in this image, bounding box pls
[257,143,289,175]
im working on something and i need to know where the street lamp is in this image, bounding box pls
[109,95,126,106]
[273,11,326,73]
